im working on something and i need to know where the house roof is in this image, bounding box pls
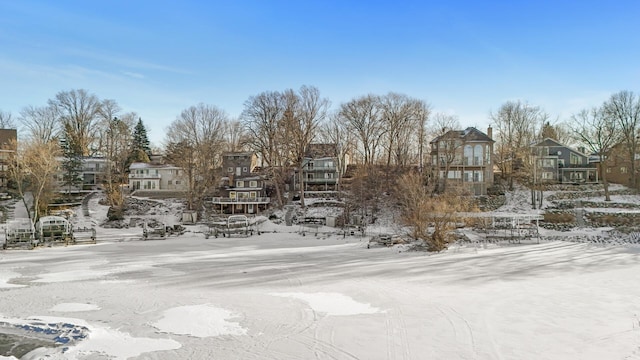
[430,127,493,144]
[0,129,17,150]
[223,151,255,157]
[305,143,337,158]
[531,138,590,157]
[130,162,180,170]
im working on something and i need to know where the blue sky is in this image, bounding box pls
[1,1,638,146]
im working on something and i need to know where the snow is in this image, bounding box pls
[272,292,384,316]
[152,304,247,337]
[1,189,640,359]
[49,303,100,312]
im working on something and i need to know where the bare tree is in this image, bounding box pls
[491,100,548,190]
[319,112,355,197]
[281,86,330,207]
[396,171,474,251]
[96,100,135,208]
[603,90,640,189]
[241,91,288,207]
[223,119,249,152]
[339,95,385,165]
[415,101,431,174]
[570,106,620,201]
[379,93,429,168]
[18,105,61,143]
[0,111,16,129]
[165,103,228,211]
[49,89,102,156]
[430,113,461,193]
[9,139,61,222]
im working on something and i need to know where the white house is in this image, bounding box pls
[128,162,187,191]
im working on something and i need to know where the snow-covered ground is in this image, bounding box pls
[1,191,640,359]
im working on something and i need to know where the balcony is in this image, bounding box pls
[303,166,337,172]
[129,173,161,179]
[304,178,338,184]
[211,197,270,204]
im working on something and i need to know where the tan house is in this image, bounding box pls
[603,142,640,188]
[211,152,270,214]
[0,129,16,189]
[128,162,187,191]
[430,127,494,195]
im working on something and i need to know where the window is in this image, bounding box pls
[243,167,248,172]
[474,145,483,165]
[175,180,181,185]
[464,171,472,182]
[570,153,581,165]
[168,180,173,185]
[558,159,565,167]
[542,159,555,167]
[606,168,612,173]
[250,191,257,198]
[473,171,482,182]
[325,173,334,179]
[542,172,553,179]
[229,191,236,200]
[249,180,257,188]
[228,167,233,173]
[325,161,334,168]
[236,181,244,187]
[307,162,314,169]
[448,171,461,179]
[464,145,473,166]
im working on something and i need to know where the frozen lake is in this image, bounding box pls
[1,228,640,359]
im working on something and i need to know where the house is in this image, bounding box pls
[530,139,598,184]
[128,162,187,191]
[55,156,110,193]
[211,152,270,214]
[81,157,109,190]
[601,142,640,187]
[0,129,16,190]
[430,127,494,195]
[296,143,340,195]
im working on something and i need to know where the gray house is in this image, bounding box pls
[531,138,598,184]
[298,143,340,194]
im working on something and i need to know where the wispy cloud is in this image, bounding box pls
[122,71,145,79]
[63,47,193,75]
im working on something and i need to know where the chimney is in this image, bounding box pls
[487,126,493,139]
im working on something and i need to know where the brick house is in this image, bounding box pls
[602,142,640,187]
[0,129,16,189]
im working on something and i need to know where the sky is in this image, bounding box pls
[1,0,639,147]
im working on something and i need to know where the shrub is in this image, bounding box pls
[543,212,575,223]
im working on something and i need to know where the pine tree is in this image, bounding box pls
[60,132,83,194]
[132,118,151,157]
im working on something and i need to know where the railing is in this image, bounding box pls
[304,178,338,184]
[211,197,270,204]
[128,173,161,179]
[304,166,337,172]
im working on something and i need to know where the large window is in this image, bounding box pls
[474,145,483,165]
[464,145,473,166]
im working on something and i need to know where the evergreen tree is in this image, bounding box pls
[132,118,151,157]
[60,132,84,194]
